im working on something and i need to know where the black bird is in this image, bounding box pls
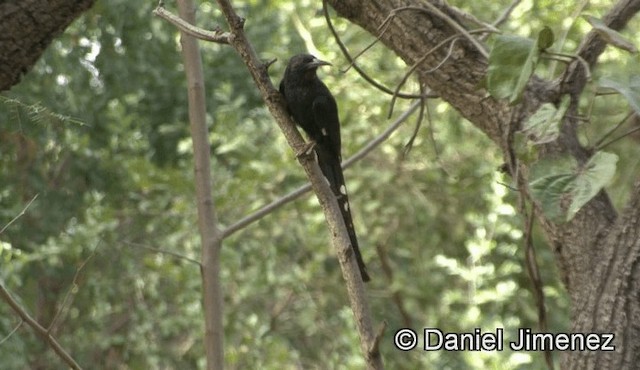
[280,53,370,282]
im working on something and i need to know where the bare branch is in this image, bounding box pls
[0,319,23,345]
[0,284,82,369]
[158,1,226,369]
[522,207,554,370]
[594,111,634,148]
[0,194,38,235]
[48,244,100,334]
[597,125,640,150]
[492,0,522,28]
[153,5,230,44]
[376,243,413,328]
[125,241,201,266]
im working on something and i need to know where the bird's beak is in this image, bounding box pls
[308,57,331,69]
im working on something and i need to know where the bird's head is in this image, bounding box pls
[285,54,331,79]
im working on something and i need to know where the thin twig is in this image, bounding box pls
[48,244,100,333]
[124,241,202,266]
[594,111,634,148]
[376,243,413,328]
[322,0,438,100]
[0,284,82,369]
[154,4,231,44]
[0,194,38,235]
[388,34,462,118]
[597,125,640,150]
[0,320,23,345]
[446,3,500,33]
[521,202,554,370]
[403,84,426,157]
[543,51,592,81]
[390,5,489,58]
[492,0,522,28]
[221,100,422,238]
[548,0,589,77]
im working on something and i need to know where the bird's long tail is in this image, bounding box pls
[315,145,370,282]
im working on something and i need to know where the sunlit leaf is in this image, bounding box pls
[529,152,618,222]
[487,28,552,104]
[567,152,618,220]
[529,156,576,222]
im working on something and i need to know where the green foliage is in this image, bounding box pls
[529,152,618,222]
[487,27,553,103]
[523,96,570,144]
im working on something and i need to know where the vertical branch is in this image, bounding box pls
[175,1,224,369]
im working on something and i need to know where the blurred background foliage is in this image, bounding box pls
[0,0,638,368]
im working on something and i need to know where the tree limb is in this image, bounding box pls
[174,1,225,369]
[0,284,82,370]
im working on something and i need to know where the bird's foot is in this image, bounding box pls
[296,141,316,158]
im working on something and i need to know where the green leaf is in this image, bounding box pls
[521,96,570,144]
[599,76,640,114]
[537,26,554,51]
[584,15,638,54]
[487,35,535,103]
[567,152,618,220]
[528,153,618,222]
[487,31,547,104]
[529,156,577,222]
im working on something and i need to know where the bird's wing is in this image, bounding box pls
[312,94,341,156]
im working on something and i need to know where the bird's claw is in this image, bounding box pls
[296,141,316,158]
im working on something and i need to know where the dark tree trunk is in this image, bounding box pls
[326,0,640,368]
[0,0,95,91]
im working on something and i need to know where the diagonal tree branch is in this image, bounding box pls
[211,1,383,367]
[0,284,82,370]
[222,99,422,238]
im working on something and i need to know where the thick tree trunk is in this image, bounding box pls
[327,0,640,368]
[0,0,95,91]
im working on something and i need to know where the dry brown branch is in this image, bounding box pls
[153,5,230,44]
[0,284,82,369]
[173,1,225,369]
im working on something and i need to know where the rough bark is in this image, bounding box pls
[326,0,640,368]
[0,0,95,91]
